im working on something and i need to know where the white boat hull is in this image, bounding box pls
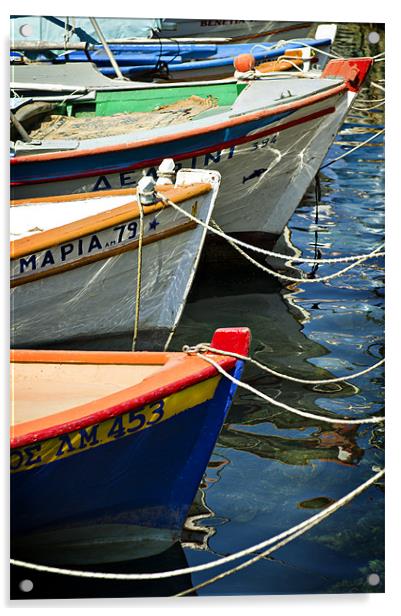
[11,170,220,348]
[14,90,351,245]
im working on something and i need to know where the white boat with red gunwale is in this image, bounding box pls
[10,58,373,256]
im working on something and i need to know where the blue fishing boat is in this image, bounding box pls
[35,32,336,81]
[10,327,250,564]
[11,23,337,82]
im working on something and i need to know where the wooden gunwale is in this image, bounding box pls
[10,350,237,447]
[10,182,211,259]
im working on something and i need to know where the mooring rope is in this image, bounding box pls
[10,469,384,581]
[352,101,385,112]
[371,81,385,92]
[185,351,384,425]
[155,193,385,266]
[209,219,383,284]
[131,190,145,351]
[356,97,385,105]
[320,128,385,169]
[185,343,385,386]
[175,468,385,596]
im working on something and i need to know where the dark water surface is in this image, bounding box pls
[10,22,384,599]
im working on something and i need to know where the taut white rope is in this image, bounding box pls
[191,353,384,425]
[371,81,385,92]
[188,343,385,386]
[11,469,385,582]
[320,128,385,169]
[352,101,385,112]
[176,468,385,596]
[209,220,383,285]
[155,192,385,266]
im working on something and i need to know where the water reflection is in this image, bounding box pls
[10,542,195,599]
[171,23,384,595]
[218,424,364,468]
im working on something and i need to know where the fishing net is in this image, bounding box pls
[28,95,218,140]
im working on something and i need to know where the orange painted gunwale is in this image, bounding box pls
[10,348,236,446]
[10,182,211,260]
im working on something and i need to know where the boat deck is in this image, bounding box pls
[11,360,164,424]
[10,192,137,239]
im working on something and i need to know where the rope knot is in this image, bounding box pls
[182,343,210,355]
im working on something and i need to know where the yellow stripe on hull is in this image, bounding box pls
[11,375,220,473]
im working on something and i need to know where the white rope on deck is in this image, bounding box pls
[261,56,305,74]
[250,40,342,60]
[188,352,384,426]
[155,193,385,266]
[10,469,384,582]
[176,468,385,596]
[186,343,384,386]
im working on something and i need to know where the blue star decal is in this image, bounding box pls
[148,218,160,231]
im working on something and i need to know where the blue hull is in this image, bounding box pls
[11,360,244,562]
[10,109,292,187]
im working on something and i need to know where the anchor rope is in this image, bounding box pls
[155,193,385,266]
[175,468,385,596]
[183,343,385,386]
[184,352,384,426]
[131,189,145,351]
[10,469,384,581]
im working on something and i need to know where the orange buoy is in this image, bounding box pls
[233,53,256,72]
